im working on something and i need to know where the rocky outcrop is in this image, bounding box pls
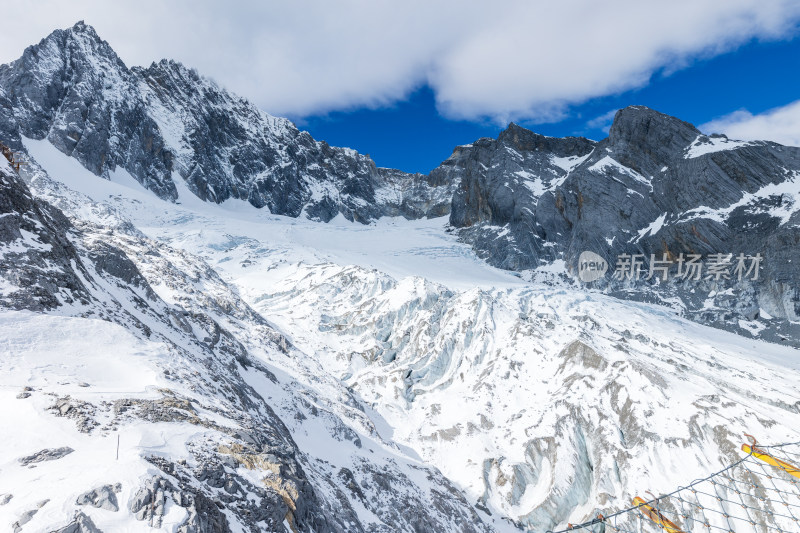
[18,447,73,466]
[0,160,95,311]
[128,477,171,528]
[75,485,120,512]
[12,500,49,532]
[51,512,102,533]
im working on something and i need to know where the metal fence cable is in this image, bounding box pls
[547,439,800,533]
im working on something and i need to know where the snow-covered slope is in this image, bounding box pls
[255,265,800,530]
[1,149,505,532]
[5,130,799,532]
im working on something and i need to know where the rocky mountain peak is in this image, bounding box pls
[0,22,177,199]
[140,58,197,81]
[607,105,700,156]
[69,20,96,35]
[62,20,105,47]
[32,19,126,75]
[497,121,595,157]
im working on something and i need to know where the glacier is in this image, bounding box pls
[0,130,798,532]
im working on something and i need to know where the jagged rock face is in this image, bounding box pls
[0,158,93,310]
[445,107,800,342]
[440,124,596,268]
[0,22,448,223]
[446,124,596,231]
[0,22,176,200]
[373,167,454,219]
[136,58,381,220]
[447,107,800,269]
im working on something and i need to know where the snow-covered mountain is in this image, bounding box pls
[1,21,800,533]
[3,22,800,347]
[0,22,450,222]
[442,111,800,345]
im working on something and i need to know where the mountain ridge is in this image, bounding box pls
[1,21,799,346]
[0,21,450,223]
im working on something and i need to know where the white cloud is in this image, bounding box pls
[1,1,799,123]
[585,110,619,133]
[700,101,800,147]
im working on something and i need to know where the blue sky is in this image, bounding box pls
[298,36,800,174]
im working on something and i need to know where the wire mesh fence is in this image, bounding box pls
[548,436,800,533]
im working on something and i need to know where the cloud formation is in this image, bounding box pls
[701,101,800,147]
[585,110,620,134]
[1,1,799,123]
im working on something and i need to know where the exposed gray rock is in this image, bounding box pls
[50,511,102,533]
[175,490,231,533]
[0,494,12,505]
[19,447,74,466]
[130,477,169,528]
[49,397,98,433]
[75,484,119,512]
[0,162,94,311]
[0,22,175,201]
[12,499,48,532]
[13,510,37,532]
